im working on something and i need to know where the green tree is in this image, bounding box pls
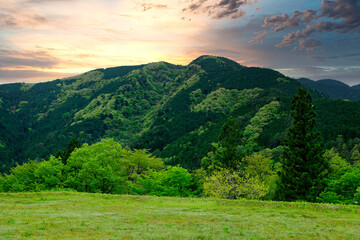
[203,169,268,200]
[35,156,64,190]
[65,139,164,194]
[0,161,40,192]
[56,137,81,165]
[201,116,243,171]
[317,166,360,204]
[278,88,329,202]
[130,166,197,197]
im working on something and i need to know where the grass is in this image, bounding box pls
[0,192,359,239]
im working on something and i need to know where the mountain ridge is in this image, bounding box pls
[1,55,360,172]
[297,78,360,101]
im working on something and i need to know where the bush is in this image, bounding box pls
[65,139,164,194]
[1,161,40,192]
[203,169,268,199]
[317,166,360,204]
[130,166,198,197]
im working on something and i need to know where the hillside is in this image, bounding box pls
[353,84,360,90]
[1,55,360,172]
[0,192,359,239]
[298,78,360,101]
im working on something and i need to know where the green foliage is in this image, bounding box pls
[56,137,81,164]
[324,148,350,174]
[192,88,262,114]
[201,116,243,171]
[35,156,64,190]
[1,161,41,192]
[317,166,360,204]
[203,169,268,199]
[278,88,329,202]
[0,139,165,195]
[1,55,360,175]
[65,139,164,194]
[241,101,280,153]
[298,78,360,101]
[130,166,198,197]
[244,152,275,179]
[244,151,279,200]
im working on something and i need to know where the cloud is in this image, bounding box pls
[0,12,49,29]
[262,0,360,51]
[296,39,322,53]
[0,49,59,69]
[249,30,267,44]
[140,3,167,12]
[311,53,360,62]
[183,0,257,20]
[263,10,318,32]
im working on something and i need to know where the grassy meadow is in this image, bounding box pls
[0,192,359,239]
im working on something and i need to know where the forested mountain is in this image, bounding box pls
[1,55,360,172]
[353,84,360,90]
[298,78,360,101]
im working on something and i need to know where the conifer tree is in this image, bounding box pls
[278,88,329,202]
[201,116,243,171]
[217,116,243,169]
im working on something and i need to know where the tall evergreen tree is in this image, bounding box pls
[278,88,329,202]
[201,116,243,171]
[56,137,81,165]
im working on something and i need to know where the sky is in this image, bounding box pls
[0,0,359,85]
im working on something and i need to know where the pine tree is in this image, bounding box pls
[217,116,243,169]
[278,88,329,202]
[56,137,81,165]
[201,116,243,171]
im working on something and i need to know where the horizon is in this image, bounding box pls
[1,0,359,85]
[1,55,359,87]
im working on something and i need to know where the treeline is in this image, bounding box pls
[1,89,359,205]
[0,139,200,197]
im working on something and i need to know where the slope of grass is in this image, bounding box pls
[0,192,359,239]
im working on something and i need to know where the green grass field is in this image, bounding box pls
[0,192,359,239]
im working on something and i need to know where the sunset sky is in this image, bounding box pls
[1,0,359,85]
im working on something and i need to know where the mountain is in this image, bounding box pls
[297,78,360,101]
[1,55,360,172]
[353,84,360,90]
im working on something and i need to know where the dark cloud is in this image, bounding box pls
[262,0,360,51]
[183,0,257,20]
[0,50,59,69]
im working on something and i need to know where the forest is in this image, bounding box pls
[0,56,359,204]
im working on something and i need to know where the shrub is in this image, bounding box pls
[203,169,268,199]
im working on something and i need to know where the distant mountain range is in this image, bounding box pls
[1,56,360,172]
[297,78,360,101]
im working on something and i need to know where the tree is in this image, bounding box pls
[201,116,243,171]
[56,137,81,165]
[203,169,268,200]
[278,88,329,202]
[65,139,164,194]
[130,166,198,197]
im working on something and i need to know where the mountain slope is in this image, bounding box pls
[353,84,360,90]
[298,78,360,101]
[1,55,360,172]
